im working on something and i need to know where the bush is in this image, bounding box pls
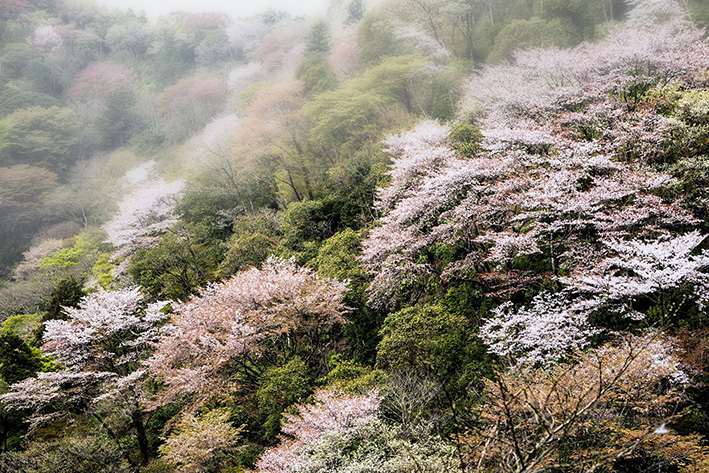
[449,123,483,158]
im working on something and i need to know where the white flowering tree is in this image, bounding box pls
[563,231,709,321]
[1,288,169,466]
[479,292,598,366]
[254,389,381,473]
[361,2,707,320]
[102,161,184,277]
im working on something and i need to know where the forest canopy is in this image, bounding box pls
[1,0,709,471]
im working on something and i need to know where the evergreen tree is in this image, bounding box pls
[306,20,331,53]
[346,0,365,24]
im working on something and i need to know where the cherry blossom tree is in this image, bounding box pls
[1,288,169,465]
[0,0,28,19]
[12,239,63,281]
[156,76,226,139]
[68,63,136,102]
[27,26,62,57]
[479,292,598,366]
[253,384,462,473]
[227,62,262,91]
[226,18,268,57]
[563,231,709,321]
[253,20,308,77]
[327,25,362,80]
[361,6,706,308]
[181,114,239,170]
[361,116,694,307]
[254,388,381,473]
[627,0,689,25]
[147,257,348,403]
[102,161,184,277]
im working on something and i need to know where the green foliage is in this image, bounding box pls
[0,106,80,172]
[326,356,383,392]
[0,164,57,213]
[129,225,222,301]
[675,89,709,127]
[260,8,291,24]
[0,332,42,385]
[377,305,486,388]
[316,228,383,363]
[347,0,366,24]
[0,405,26,453]
[196,29,236,64]
[642,81,684,115]
[689,0,709,28]
[488,17,574,62]
[0,81,60,116]
[219,233,277,278]
[326,155,390,225]
[40,232,109,273]
[95,92,144,149]
[40,247,82,271]
[306,20,331,54]
[0,43,38,80]
[178,184,278,242]
[440,283,491,323]
[672,155,709,221]
[281,198,342,259]
[0,163,60,278]
[449,123,483,158]
[45,276,85,321]
[418,68,460,120]
[91,254,114,289]
[315,228,364,281]
[218,210,282,277]
[295,53,338,97]
[357,13,397,66]
[257,357,311,440]
[307,55,424,149]
[1,433,133,473]
[139,458,175,473]
[147,30,196,84]
[668,90,709,220]
[542,0,609,41]
[0,313,43,343]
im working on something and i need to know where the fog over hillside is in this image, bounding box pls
[1,0,709,471]
[98,0,331,19]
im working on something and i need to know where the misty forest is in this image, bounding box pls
[2,0,709,471]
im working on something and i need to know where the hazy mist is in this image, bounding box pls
[2,0,709,471]
[97,0,332,18]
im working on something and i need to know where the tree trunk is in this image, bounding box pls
[132,411,151,466]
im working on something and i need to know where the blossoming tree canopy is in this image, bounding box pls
[255,388,381,473]
[148,257,348,398]
[2,288,168,413]
[361,9,709,309]
[1,288,169,464]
